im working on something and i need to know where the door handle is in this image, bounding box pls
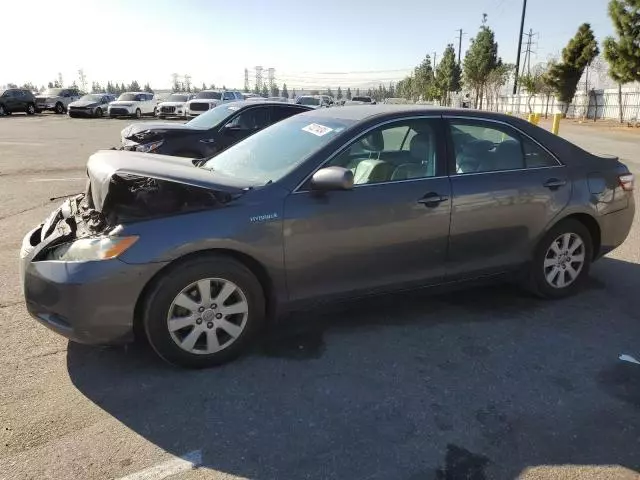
[417,192,449,207]
[543,178,567,189]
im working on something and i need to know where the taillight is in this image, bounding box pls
[619,173,634,191]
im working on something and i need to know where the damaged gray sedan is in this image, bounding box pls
[21,106,635,368]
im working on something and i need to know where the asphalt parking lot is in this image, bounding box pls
[1,113,640,480]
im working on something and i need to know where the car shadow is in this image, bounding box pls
[67,257,640,479]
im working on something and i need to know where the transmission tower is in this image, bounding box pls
[255,66,263,91]
[267,68,275,93]
[244,68,249,91]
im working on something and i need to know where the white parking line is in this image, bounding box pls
[28,178,86,182]
[116,450,202,480]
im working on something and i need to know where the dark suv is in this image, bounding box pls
[0,88,37,115]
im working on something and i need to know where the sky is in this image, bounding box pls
[2,0,614,91]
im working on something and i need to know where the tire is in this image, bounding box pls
[135,108,142,119]
[527,219,593,299]
[142,255,266,368]
[153,107,157,116]
[94,107,103,118]
[54,102,64,114]
[0,104,5,115]
[26,103,36,115]
[158,115,166,119]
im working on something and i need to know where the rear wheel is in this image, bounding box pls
[94,107,103,118]
[135,108,142,119]
[26,103,36,115]
[54,102,64,114]
[143,255,265,368]
[527,219,592,299]
[0,104,6,115]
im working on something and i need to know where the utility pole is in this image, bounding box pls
[512,0,527,94]
[455,29,465,64]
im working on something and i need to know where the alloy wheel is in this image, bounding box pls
[167,278,249,355]
[543,232,585,289]
[27,104,35,114]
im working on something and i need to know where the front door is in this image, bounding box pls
[445,117,571,278]
[283,117,452,302]
[217,106,270,151]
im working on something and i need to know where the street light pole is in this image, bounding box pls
[513,0,527,95]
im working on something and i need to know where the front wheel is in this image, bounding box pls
[527,219,593,299]
[143,255,266,368]
[26,103,36,115]
[135,108,142,119]
[54,102,64,114]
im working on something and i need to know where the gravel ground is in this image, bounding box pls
[1,113,639,480]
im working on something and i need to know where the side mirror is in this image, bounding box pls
[310,166,354,192]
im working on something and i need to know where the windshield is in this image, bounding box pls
[202,116,352,184]
[167,94,189,102]
[79,94,104,102]
[195,91,222,100]
[185,103,240,129]
[352,97,371,102]
[117,93,138,101]
[43,88,63,97]
[297,97,320,106]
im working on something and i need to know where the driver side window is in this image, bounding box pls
[328,119,439,185]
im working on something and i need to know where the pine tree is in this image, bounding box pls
[603,0,640,123]
[261,84,269,97]
[388,82,395,98]
[202,82,207,91]
[292,88,297,99]
[434,44,462,105]
[346,87,352,100]
[414,55,436,101]
[271,84,280,97]
[143,82,153,93]
[326,87,333,98]
[463,23,500,108]
[48,81,54,89]
[282,83,289,98]
[336,86,343,100]
[355,88,360,96]
[546,23,599,114]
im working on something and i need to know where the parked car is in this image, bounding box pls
[119,101,311,158]
[35,87,81,114]
[267,96,288,103]
[349,96,376,105]
[157,93,195,119]
[295,95,330,109]
[68,94,115,118]
[186,90,244,117]
[21,106,635,368]
[108,92,157,118]
[0,88,37,115]
[242,93,262,100]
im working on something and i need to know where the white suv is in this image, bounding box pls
[185,90,244,117]
[108,92,157,118]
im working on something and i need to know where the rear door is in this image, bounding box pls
[445,116,570,278]
[283,116,452,302]
[3,90,18,112]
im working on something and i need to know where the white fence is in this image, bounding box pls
[481,86,640,122]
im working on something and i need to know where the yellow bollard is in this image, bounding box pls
[533,113,540,125]
[527,113,534,123]
[552,113,561,135]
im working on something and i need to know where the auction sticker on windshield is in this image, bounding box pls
[302,123,334,136]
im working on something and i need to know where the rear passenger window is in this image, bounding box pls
[523,139,559,168]
[328,119,440,185]
[270,106,300,123]
[450,120,524,174]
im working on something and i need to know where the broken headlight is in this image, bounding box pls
[45,236,138,262]
[135,140,164,153]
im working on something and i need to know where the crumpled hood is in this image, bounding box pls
[69,100,99,108]
[121,122,194,140]
[86,150,251,211]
